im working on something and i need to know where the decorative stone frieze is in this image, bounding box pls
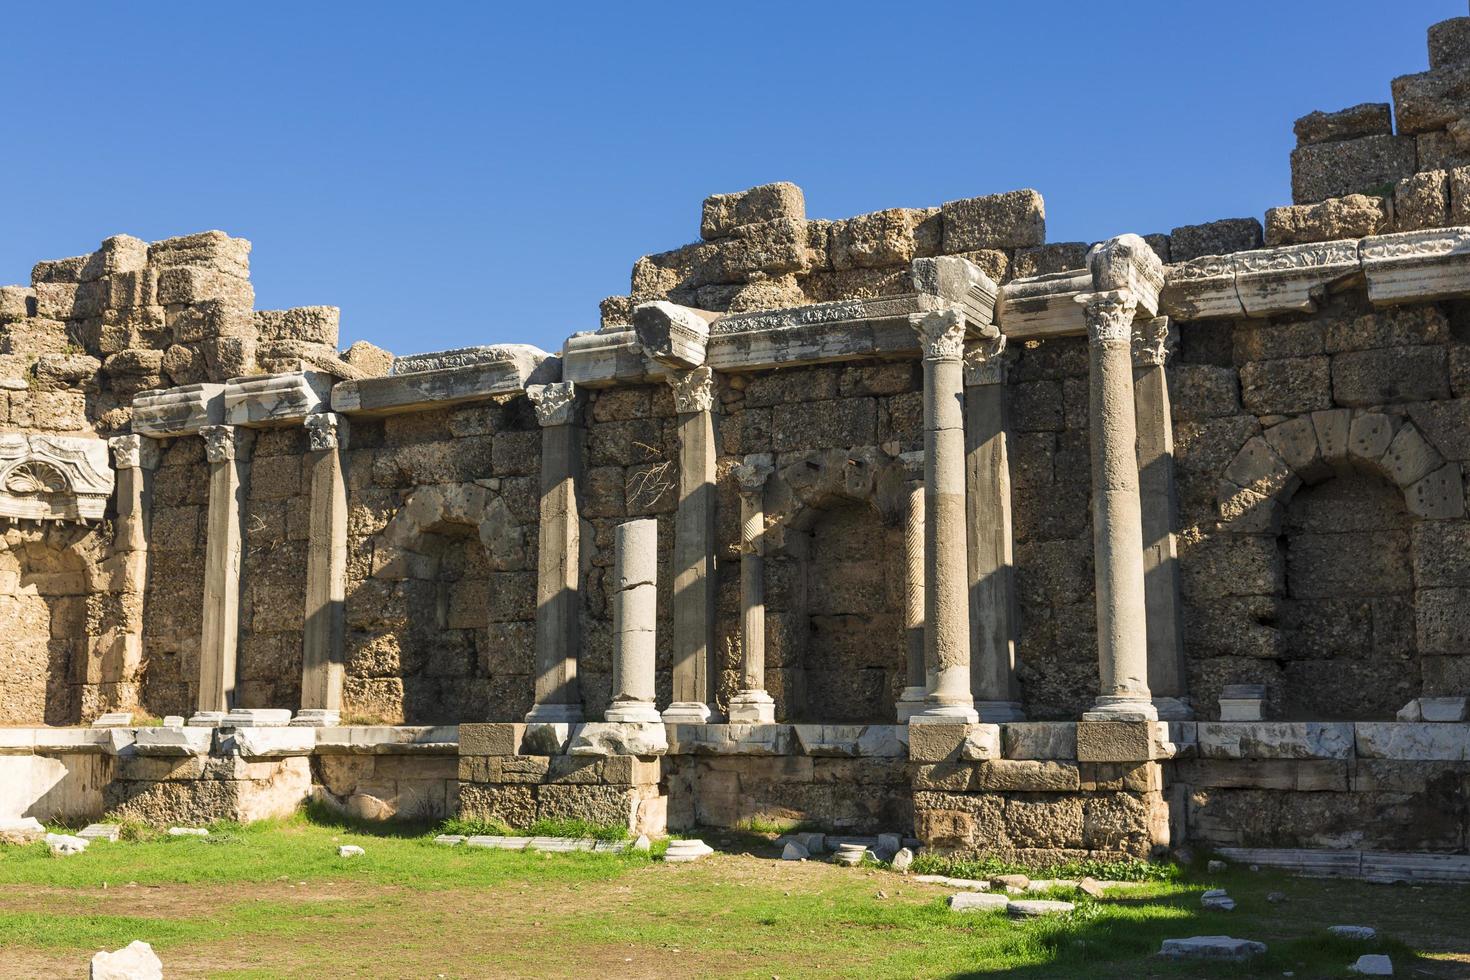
[0,434,114,522]
[331,345,555,416]
[1360,226,1470,303]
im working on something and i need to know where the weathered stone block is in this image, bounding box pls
[536,783,639,828]
[979,759,1082,792]
[1293,103,1393,147]
[456,783,535,827]
[940,189,1045,252]
[1076,722,1156,762]
[829,209,919,270]
[1331,346,1449,406]
[1197,722,1354,760]
[1395,170,1450,232]
[1392,61,1470,135]
[1168,218,1262,262]
[1290,135,1418,204]
[1238,356,1331,416]
[1264,195,1388,246]
[701,182,804,240]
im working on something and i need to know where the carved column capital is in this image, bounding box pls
[304,412,347,451]
[898,449,926,488]
[912,308,967,362]
[200,425,246,463]
[1129,316,1175,367]
[109,434,160,471]
[667,366,715,414]
[962,335,1012,386]
[526,381,580,427]
[733,453,774,499]
[1076,289,1139,346]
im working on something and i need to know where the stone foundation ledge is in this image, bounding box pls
[1214,846,1470,884]
[1191,722,1470,762]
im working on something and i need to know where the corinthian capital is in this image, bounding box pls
[733,453,774,497]
[200,425,244,463]
[912,308,967,362]
[962,335,1011,386]
[1130,316,1176,367]
[1075,289,1139,346]
[109,434,160,471]
[526,382,580,427]
[667,366,715,414]
[304,412,347,450]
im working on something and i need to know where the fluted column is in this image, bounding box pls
[525,382,584,723]
[1078,290,1156,720]
[663,366,718,723]
[729,453,776,723]
[196,424,251,717]
[607,518,661,723]
[297,413,348,725]
[894,451,928,722]
[910,309,977,724]
[1132,317,1191,720]
[963,336,1025,722]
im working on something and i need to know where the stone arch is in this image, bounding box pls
[1217,410,1463,532]
[761,447,913,723]
[357,482,533,724]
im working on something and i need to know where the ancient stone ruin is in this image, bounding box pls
[3,10,1470,874]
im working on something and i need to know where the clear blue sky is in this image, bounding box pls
[1,1,1460,357]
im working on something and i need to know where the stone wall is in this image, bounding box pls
[140,439,209,718]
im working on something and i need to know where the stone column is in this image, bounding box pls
[910,309,978,724]
[297,413,348,726]
[525,382,585,723]
[729,453,776,723]
[1132,317,1191,720]
[1078,290,1157,720]
[196,424,251,718]
[109,435,160,554]
[895,451,928,722]
[107,435,159,710]
[963,337,1025,722]
[607,518,661,723]
[663,366,718,723]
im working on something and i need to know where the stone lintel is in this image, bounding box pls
[707,293,927,371]
[331,355,558,416]
[911,255,1000,330]
[222,370,333,427]
[132,383,226,437]
[994,268,1091,338]
[632,301,714,368]
[1361,227,1470,304]
[389,343,550,377]
[561,328,666,387]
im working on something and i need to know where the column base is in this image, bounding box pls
[1150,696,1194,721]
[661,701,712,723]
[727,690,776,724]
[974,700,1027,723]
[605,701,663,724]
[1083,696,1159,722]
[908,703,980,725]
[895,687,929,723]
[524,703,585,724]
[290,709,341,727]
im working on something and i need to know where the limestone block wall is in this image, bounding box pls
[341,400,542,724]
[140,439,209,717]
[1172,295,1470,718]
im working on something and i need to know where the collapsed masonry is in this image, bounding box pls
[2,10,1470,870]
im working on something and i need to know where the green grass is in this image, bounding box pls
[438,815,630,841]
[910,852,1180,883]
[0,815,1464,978]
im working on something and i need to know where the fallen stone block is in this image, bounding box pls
[567,721,668,758]
[891,848,914,873]
[663,839,712,863]
[1007,899,1074,918]
[77,824,121,842]
[1078,877,1106,898]
[0,817,45,844]
[1158,936,1266,961]
[948,892,1009,911]
[91,712,133,728]
[45,832,88,856]
[1350,953,1394,975]
[1201,889,1236,911]
[781,841,809,861]
[167,827,209,837]
[1330,925,1377,941]
[338,845,364,858]
[433,835,465,846]
[90,939,163,980]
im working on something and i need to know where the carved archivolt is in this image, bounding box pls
[761,445,913,552]
[371,482,528,578]
[0,434,114,522]
[1217,411,1463,530]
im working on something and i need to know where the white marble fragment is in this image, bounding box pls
[1349,953,1394,976]
[78,824,121,842]
[1330,925,1377,941]
[663,839,713,863]
[1007,899,1075,917]
[167,827,209,837]
[891,848,914,873]
[90,940,163,980]
[338,845,364,858]
[1158,936,1266,961]
[781,841,809,861]
[45,832,88,856]
[1201,889,1236,911]
[948,892,1009,911]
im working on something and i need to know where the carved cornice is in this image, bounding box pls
[912,308,967,362]
[667,366,715,414]
[108,434,160,471]
[526,381,580,427]
[962,335,1011,386]
[1075,289,1139,346]
[304,412,347,451]
[1130,317,1176,368]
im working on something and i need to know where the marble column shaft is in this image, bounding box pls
[198,424,251,714]
[730,454,775,723]
[963,337,1025,721]
[912,309,977,723]
[300,413,348,716]
[1079,290,1156,719]
[665,367,717,722]
[526,382,584,723]
[106,435,159,697]
[608,518,661,723]
[895,452,928,722]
